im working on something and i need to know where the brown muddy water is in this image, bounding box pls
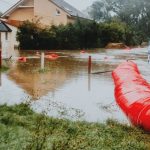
[0,48,149,123]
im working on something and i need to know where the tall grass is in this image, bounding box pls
[0,104,150,150]
[0,66,9,72]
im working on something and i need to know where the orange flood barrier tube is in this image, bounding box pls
[112,61,150,131]
[18,57,27,62]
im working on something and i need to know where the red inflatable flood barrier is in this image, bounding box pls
[112,61,150,131]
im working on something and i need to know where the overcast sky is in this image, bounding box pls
[0,0,95,12]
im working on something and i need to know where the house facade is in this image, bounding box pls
[0,0,87,58]
[1,0,86,26]
[0,21,19,58]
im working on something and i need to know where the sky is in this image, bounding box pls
[0,0,95,13]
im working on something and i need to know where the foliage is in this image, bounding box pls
[17,21,41,49]
[0,104,150,150]
[17,20,102,50]
[99,21,126,46]
[17,19,138,49]
[88,0,150,43]
[0,66,9,72]
[87,0,112,22]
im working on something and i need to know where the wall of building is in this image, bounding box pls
[7,24,19,47]
[8,8,34,21]
[34,0,69,26]
[1,25,18,58]
[6,0,77,26]
[67,16,76,24]
[1,32,12,58]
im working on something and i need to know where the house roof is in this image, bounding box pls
[50,0,86,19]
[0,21,12,32]
[1,0,87,19]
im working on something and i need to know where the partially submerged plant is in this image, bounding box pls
[0,66,9,72]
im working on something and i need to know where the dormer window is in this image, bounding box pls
[56,9,61,16]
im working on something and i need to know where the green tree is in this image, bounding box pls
[99,21,125,46]
[88,0,112,22]
[88,0,150,43]
[17,21,41,49]
[17,19,139,50]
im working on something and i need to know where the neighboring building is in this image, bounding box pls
[0,0,87,58]
[1,0,87,26]
[0,21,12,58]
[0,21,12,47]
[0,20,21,58]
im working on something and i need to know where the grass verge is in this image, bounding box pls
[0,66,9,72]
[0,104,150,150]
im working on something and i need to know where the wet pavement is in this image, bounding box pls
[0,47,149,124]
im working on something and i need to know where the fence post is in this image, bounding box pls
[41,52,45,69]
[0,50,1,68]
[88,56,91,74]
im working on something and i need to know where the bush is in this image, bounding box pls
[17,20,141,50]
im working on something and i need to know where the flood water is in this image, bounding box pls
[0,48,149,124]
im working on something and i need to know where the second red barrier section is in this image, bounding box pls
[112,61,150,131]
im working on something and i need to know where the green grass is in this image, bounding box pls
[38,68,50,73]
[0,104,150,150]
[0,66,9,72]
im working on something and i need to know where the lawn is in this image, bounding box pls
[0,104,150,150]
[0,66,9,72]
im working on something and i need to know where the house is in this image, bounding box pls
[0,20,19,58]
[0,21,11,58]
[0,21,12,48]
[1,0,87,26]
[0,0,87,58]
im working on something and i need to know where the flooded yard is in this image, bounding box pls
[0,48,149,124]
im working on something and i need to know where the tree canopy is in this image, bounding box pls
[88,0,150,41]
[17,18,138,50]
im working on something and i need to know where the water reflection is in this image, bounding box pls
[8,51,100,99]
[88,74,91,91]
[0,71,1,86]
[1,48,147,123]
[8,57,82,99]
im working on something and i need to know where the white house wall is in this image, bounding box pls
[1,24,18,59]
[7,24,18,46]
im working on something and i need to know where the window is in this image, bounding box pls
[5,32,8,40]
[56,9,61,16]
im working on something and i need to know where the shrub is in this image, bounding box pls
[17,20,141,50]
